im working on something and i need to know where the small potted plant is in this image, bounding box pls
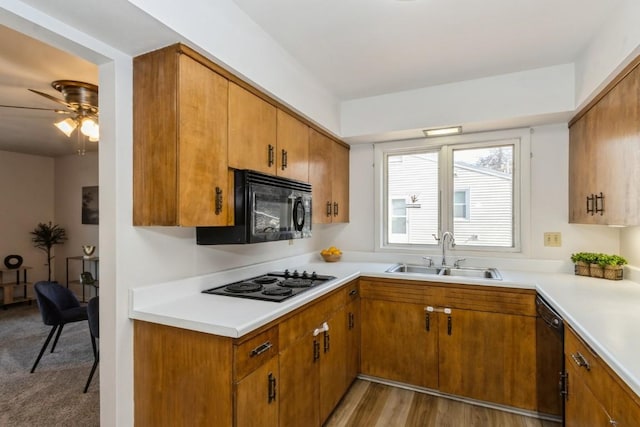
[31,221,67,282]
[598,254,627,281]
[571,252,596,276]
[588,253,605,278]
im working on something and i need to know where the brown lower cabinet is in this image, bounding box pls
[360,278,537,411]
[134,276,640,426]
[134,280,358,427]
[564,326,640,426]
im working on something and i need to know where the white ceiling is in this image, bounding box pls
[232,0,622,100]
[0,0,624,156]
[0,24,99,157]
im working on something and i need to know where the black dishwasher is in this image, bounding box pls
[536,295,565,424]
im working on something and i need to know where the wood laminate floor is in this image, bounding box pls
[324,380,561,427]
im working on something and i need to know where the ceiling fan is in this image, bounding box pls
[0,80,99,143]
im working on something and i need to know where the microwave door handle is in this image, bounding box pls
[293,198,305,231]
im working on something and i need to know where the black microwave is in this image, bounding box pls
[196,170,312,245]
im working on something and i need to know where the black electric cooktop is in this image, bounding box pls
[202,270,336,302]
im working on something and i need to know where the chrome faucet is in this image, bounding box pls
[434,231,455,267]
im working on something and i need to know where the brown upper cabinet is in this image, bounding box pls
[568,57,640,226]
[134,43,348,227]
[228,83,277,175]
[276,109,310,182]
[228,84,310,182]
[133,45,229,226]
[309,128,349,223]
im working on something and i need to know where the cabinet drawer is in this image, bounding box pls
[234,326,279,381]
[360,278,438,304]
[564,327,612,409]
[441,286,536,316]
[279,288,346,349]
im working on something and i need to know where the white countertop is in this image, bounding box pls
[129,255,640,398]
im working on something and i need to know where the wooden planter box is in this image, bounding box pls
[590,263,604,278]
[574,261,590,276]
[603,265,624,280]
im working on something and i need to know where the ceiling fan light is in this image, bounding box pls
[54,117,77,137]
[80,117,96,136]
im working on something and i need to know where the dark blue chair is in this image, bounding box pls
[83,296,99,393]
[30,281,88,373]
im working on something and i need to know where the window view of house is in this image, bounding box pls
[386,144,514,248]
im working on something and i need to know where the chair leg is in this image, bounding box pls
[50,323,65,353]
[83,352,99,393]
[31,325,58,373]
[90,334,97,359]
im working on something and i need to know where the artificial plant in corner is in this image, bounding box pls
[30,222,67,282]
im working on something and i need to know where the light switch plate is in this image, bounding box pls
[544,232,562,247]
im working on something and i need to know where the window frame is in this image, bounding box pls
[374,128,531,256]
[453,189,470,221]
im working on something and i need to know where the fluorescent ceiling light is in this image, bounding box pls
[423,126,462,138]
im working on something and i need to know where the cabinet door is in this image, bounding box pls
[236,356,279,427]
[331,142,350,223]
[178,54,229,226]
[612,380,640,427]
[228,82,277,174]
[593,64,640,225]
[345,296,360,387]
[568,113,598,224]
[320,308,348,424]
[279,335,320,427]
[309,128,334,224]
[277,109,309,182]
[360,299,438,389]
[564,360,613,427]
[438,309,537,411]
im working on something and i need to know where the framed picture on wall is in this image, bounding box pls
[82,186,99,225]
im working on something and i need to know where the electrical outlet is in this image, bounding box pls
[544,232,562,247]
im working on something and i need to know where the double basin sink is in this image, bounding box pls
[386,263,502,280]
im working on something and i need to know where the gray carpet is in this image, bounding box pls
[0,303,99,426]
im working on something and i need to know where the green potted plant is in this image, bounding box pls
[598,254,627,281]
[30,222,67,282]
[571,252,596,276]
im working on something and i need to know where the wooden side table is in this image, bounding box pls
[0,266,33,308]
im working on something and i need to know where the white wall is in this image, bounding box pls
[127,0,341,136]
[329,125,620,262]
[0,150,54,288]
[341,64,575,139]
[574,0,640,108]
[53,152,99,294]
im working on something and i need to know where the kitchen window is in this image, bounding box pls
[375,129,529,253]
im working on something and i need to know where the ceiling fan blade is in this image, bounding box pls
[28,88,74,109]
[0,104,68,113]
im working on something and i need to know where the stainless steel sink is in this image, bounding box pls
[386,263,502,280]
[439,267,502,280]
[385,264,442,275]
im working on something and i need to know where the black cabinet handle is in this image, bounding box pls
[268,372,277,403]
[326,201,332,217]
[313,340,320,362]
[268,144,275,167]
[333,202,339,216]
[586,194,594,215]
[281,149,288,170]
[595,192,604,216]
[249,341,272,358]
[215,187,223,215]
[447,315,452,336]
[348,312,354,330]
[425,312,430,332]
[323,331,330,353]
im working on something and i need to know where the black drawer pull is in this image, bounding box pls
[249,341,272,358]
